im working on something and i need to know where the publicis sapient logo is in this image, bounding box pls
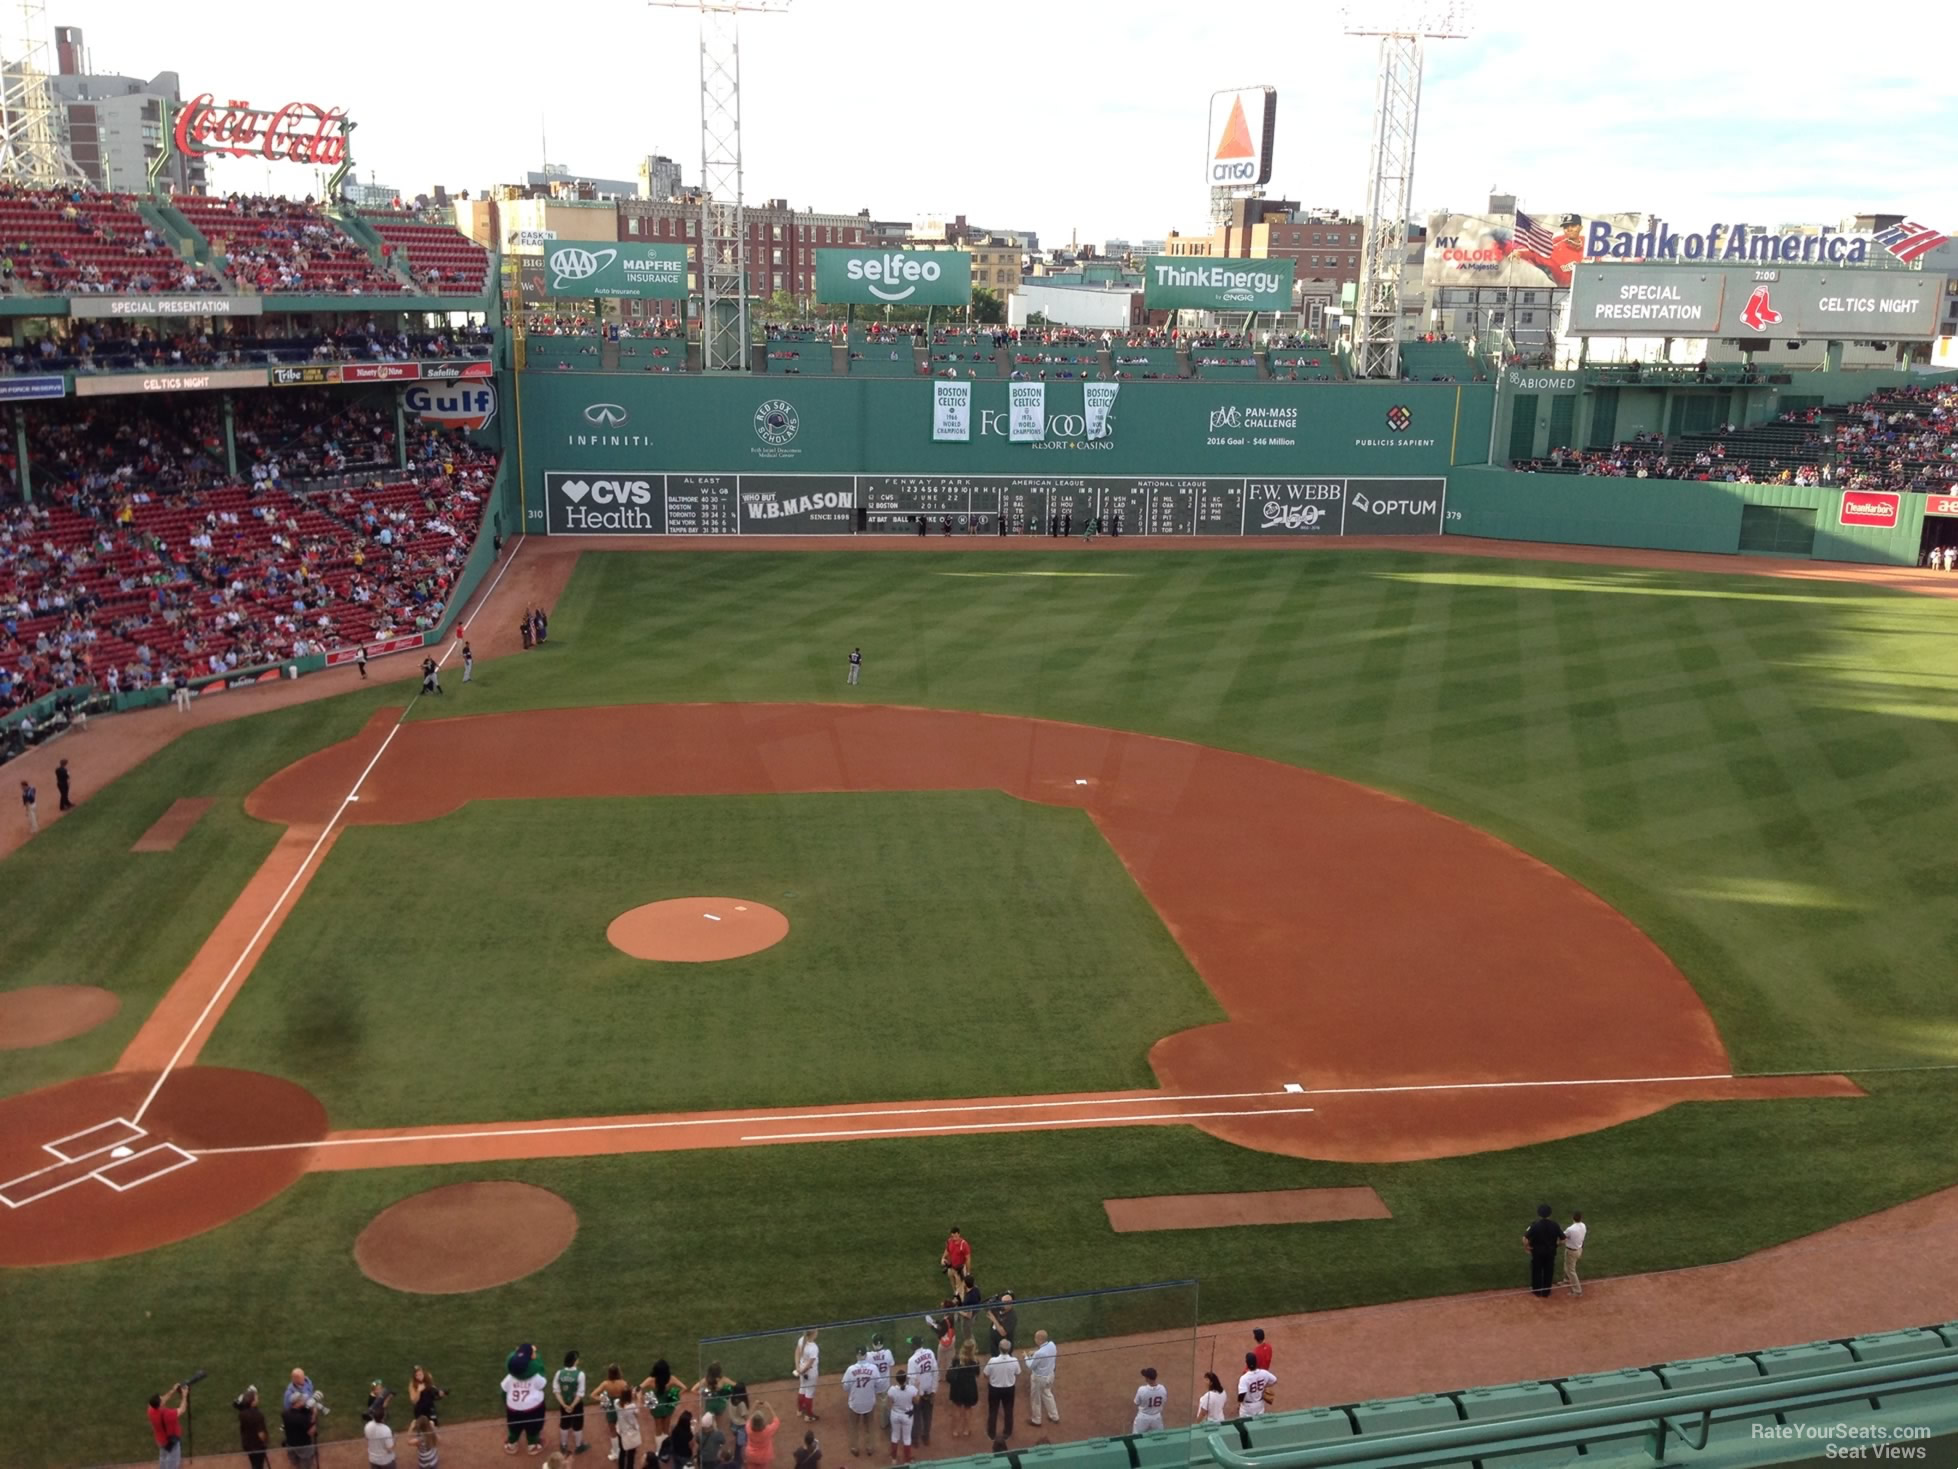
[549,246,618,292]
[754,399,800,446]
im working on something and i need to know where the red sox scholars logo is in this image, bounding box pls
[1385,405,1413,432]
[1739,286,1783,333]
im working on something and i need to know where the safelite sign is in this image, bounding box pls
[1838,491,1901,528]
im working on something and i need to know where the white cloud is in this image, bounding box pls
[52,0,1954,242]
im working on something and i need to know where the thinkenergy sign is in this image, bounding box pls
[1143,257,1294,310]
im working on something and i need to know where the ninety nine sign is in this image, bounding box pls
[815,249,971,306]
[1839,491,1901,528]
[1143,256,1294,311]
[172,94,350,166]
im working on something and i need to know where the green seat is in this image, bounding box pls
[1655,1354,1768,1446]
[1756,1343,1861,1427]
[1456,1382,1572,1469]
[1240,1407,1354,1452]
[1350,1394,1469,1469]
[1847,1329,1947,1364]
[1129,1426,1208,1469]
[1558,1369,1665,1458]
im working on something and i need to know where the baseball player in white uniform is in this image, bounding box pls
[903,1339,938,1447]
[886,1370,919,1464]
[843,1348,877,1456]
[867,1338,895,1429]
[1132,1369,1167,1435]
[1236,1355,1277,1418]
[794,1330,821,1423]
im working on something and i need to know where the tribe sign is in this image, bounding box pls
[172,94,351,166]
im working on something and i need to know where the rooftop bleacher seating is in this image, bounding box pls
[368,216,491,295]
[174,194,402,295]
[0,185,220,296]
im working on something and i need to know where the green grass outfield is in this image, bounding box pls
[5,546,1958,1466]
[200,791,1222,1124]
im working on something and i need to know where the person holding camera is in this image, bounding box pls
[147,1382,190,1469]
[236,1387,270,1469]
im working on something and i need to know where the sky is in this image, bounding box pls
[49,0,1955,244]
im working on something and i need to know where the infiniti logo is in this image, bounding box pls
[583,403,628,426]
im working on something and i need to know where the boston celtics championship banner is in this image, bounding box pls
[1144,256,1294,310]
[1009,382,1046,443]
[1084,382,1119,441]
[816,249,971,306]
[933,381,972,441]
[540,241,689,299]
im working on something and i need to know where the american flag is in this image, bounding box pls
[1513,210,1557,254]
[1873,220,1950,264]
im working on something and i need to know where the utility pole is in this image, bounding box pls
[650,0,790,372]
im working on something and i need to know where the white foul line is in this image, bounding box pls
[187,1072,1764,1159]
[190,1090,1291,1155]
[740,1104,1319,1143]
[130,535,530,1127]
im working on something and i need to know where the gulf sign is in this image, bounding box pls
[404,382,497,432]
[1839,491,1901,528]
[1205,86,1275,189]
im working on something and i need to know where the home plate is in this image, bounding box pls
[110,1145,134,1158]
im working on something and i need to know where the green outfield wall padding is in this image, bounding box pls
[1441,466,1926,564]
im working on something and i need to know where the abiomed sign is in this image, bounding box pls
[815,249,971,306]
[540,241,689,299]
[1144,257,1294,311]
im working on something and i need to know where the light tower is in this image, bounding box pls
[1346,3,1466,380]
[651,0,789,373]
[0,0,87,187]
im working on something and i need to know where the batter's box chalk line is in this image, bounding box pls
[1,1121,198,1209]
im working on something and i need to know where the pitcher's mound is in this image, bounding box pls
[356,1181,578,1294]
[607,898,789,962]
[0,985,120,1049]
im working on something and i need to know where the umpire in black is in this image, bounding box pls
[1523,1204,1564,1298]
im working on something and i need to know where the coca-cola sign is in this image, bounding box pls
[172,94,352,166]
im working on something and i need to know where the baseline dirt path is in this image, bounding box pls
[247,701,1853,1163]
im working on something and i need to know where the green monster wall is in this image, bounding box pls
[1441,467,1926,564]
[514,374,1490,520]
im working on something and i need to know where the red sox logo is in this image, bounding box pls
[1739,285,1783,333]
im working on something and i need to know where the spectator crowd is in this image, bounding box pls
[2,391,495,714]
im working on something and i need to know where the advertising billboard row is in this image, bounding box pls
[1565,265,1943,340]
